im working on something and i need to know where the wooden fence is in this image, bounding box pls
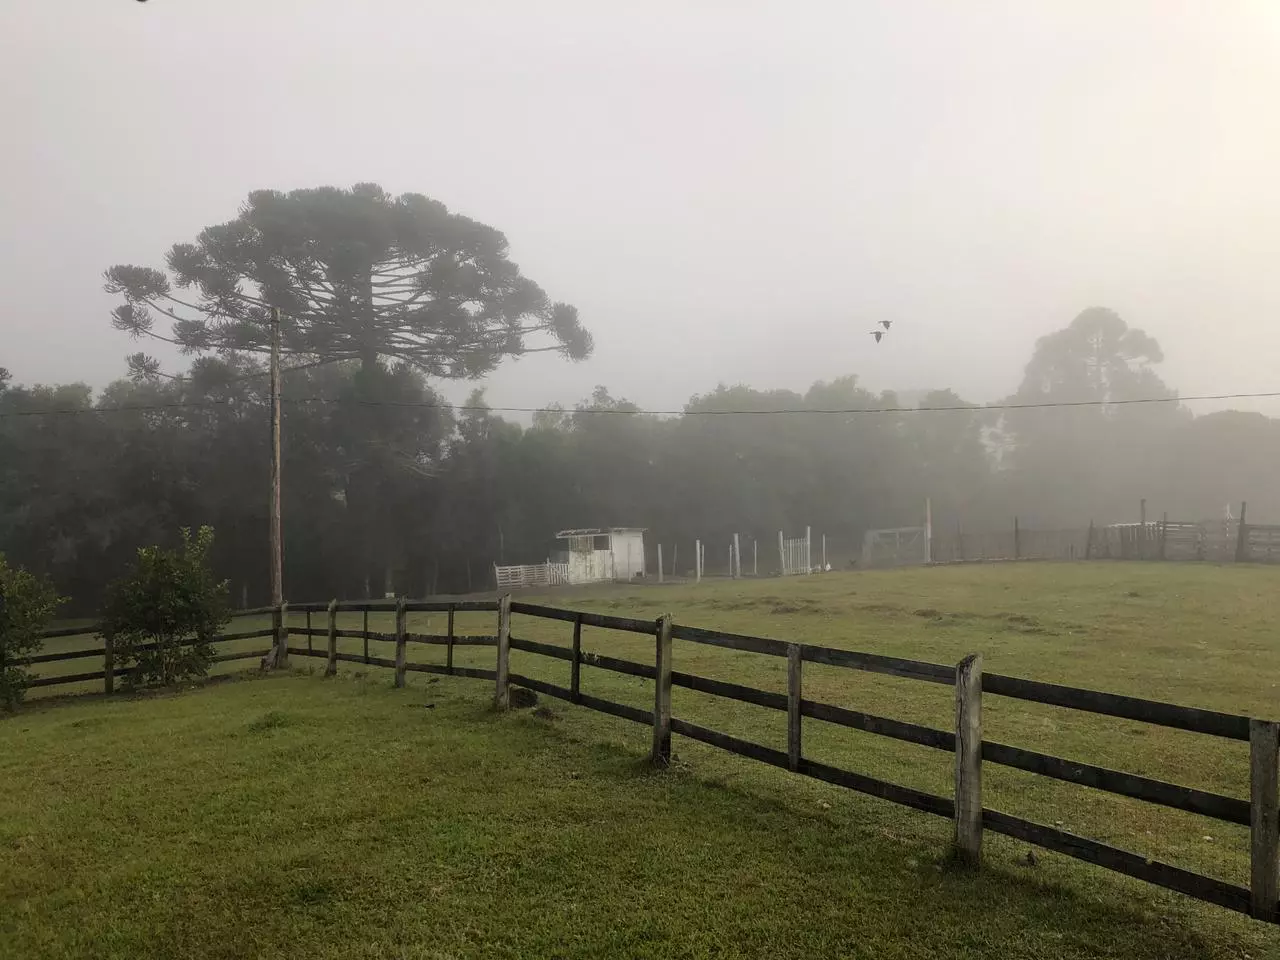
[28,597,1280,924]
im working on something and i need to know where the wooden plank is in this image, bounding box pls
[211,648,273,664]
[508,601,657,635]
[393,598,408,689]
[800,645,954,685]
[36,625,102,640]
[581,650,655,680]
[28,670,109,688]
[325,599,338,677]
[787,643,802,772]
[983,808,1251,914]
[983,673,1250,740]
[983,741,1250,825]
[578,691,652,725]
[672,671,787,711]
[495,595,511,710]
[508,672,573,702]
[670,623,790,658]
[404,599,498,613]
[570,614,582,703]
[509,636,574,663]
[1251,719,1280,920]
[211,629,274,644]
[653,615,673,766]
[28,647,106,664]
[954,653,983,865]
[799,758,955,819]
[325,651,397,669]
[404,634,495,647]
[801,700,954,750]
[670,717,790,769]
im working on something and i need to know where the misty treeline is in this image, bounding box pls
[3,306,1277,613]
[2,184,1277,611]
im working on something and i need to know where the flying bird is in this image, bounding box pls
[870,330,884,343]
[879,320,893,330]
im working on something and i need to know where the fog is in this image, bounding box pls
[3,1,1279,414]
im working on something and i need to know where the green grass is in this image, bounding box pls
[5,562,1280,958]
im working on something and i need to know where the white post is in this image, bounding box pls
[733,533,741,579]
[778,530,785,576]
[658,544,664,584]
[925,497,934,565]
[695,539,702,582]
[822,534,827,571]
[728,543,733,578]
[805,526,812,574]
[754,539,758,576]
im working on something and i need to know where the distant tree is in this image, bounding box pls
[103,182,592,378]
[100,527,231,688]
[0,555,61,710]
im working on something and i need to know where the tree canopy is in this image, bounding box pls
[104,183,592,377]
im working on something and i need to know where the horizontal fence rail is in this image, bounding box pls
[28,593,1280,925]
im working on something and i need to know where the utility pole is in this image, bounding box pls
[269,307,285,664]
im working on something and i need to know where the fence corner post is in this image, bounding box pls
[652,614,673,766]
[954,652,983,866]
[495,594,512,710]
[274,602,289,669]
[103,633,115,695]
[446,603,456,675]
[325,599,338,677]
[394,597,408,689]
[787,643,802,772]
[1250,718,1279,921]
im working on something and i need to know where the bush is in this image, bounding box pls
[101,527,231,688]
[0,555,62,710]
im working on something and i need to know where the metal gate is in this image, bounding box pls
[861,526,927,567]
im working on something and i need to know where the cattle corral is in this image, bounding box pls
[9,561,1280,958]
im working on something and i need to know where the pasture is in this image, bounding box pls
[5,562,1280,958]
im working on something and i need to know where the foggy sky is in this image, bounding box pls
[3,1,1278,415]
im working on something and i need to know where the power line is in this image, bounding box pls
[2,390,1279,420]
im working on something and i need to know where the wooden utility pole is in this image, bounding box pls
[269,306,286,667]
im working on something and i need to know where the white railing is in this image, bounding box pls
[494,561,572,590]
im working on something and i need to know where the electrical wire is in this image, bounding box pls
[1,390,1278,420]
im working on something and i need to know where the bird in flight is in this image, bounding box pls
[870,330,884,343]
[879,320,893,330]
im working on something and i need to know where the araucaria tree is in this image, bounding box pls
[103,182,592,377]
[104,183,592,593]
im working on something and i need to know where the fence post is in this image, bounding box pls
[495,594,511,710]
[954,653,983,866]
[753,539,758,576]
[306,609,313,655]
[1160,512,1168,560]
[652,614,673,766]
[805,526,812,573]
[103,634,114,695]
[787,643,802,772]
[695,539,702,583]
[658,544,664,584]
[394,597,408,689]
[274,602,289,668]
[571,613,583,703]
[733,533,741,578]
[1251,719,1280,921]
[1237,501,1250,563]
[362,607,370,664]
[777,530,784,576]
[1013,518,1020,560]
[446,603,455,675]
[1084,520,1094,561]
[325,599,338,676]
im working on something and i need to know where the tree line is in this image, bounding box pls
[3,184,1277,613]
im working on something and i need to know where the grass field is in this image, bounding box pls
[6,562,1280,958]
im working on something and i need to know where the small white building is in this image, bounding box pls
[493,527,647,590]
[555,528,647,583]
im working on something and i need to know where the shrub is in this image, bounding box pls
[0,555,62,710]
[101,526,231,688]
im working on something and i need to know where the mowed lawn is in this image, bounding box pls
[5,561,1280,958]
